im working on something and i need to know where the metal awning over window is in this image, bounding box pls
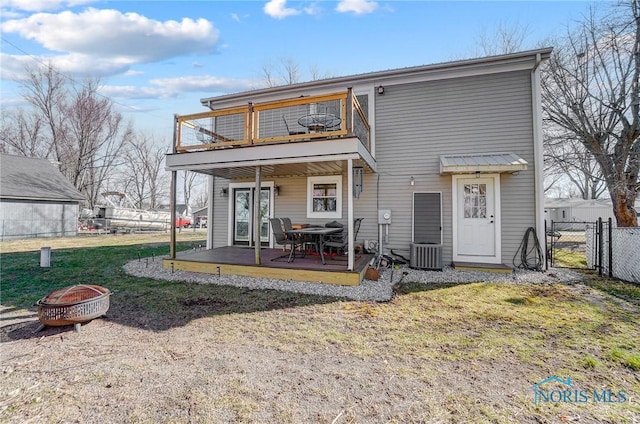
[439,152,528,175]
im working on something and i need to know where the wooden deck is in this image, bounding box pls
[163,246,374,286]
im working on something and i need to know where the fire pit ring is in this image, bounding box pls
[36,284,111,329]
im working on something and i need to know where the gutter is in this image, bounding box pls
[200,48,554,110]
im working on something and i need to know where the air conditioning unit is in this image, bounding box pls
[410,243,443,270]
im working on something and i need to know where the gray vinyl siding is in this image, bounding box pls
[210,69,537,265]
[374,70,536,264]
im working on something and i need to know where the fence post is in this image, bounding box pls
[544,220,549,271]
[597,217,603,276]
[550,220,554,267]
[608,217,613,278]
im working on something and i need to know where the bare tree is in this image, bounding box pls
[182,170,199,216]
[261,61,278,88]
[122,133,169,209]
[477,21,531,56]
[280,57,300,85]
[260,57,310,87]
[542,0,640,226]
[545,133,608,199]
[0,108,47,157]
[13,64,133,208]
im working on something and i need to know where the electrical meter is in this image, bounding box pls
[378,209,392,224]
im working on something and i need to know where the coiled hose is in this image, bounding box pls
[513,227,544,271]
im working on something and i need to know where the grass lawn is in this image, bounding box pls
[1,233,639,423]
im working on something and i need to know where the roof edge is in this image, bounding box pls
[200,47,553,108]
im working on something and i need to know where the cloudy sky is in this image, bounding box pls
[1,0,596,137]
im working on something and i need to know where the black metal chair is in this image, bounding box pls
[324,218,363,258]
[270,218,305,262]
[283,116,306,135]
[282,217,320,257]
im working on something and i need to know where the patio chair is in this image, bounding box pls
[324,218,363,258]
[269,217,305,262]
[283,116,306,136]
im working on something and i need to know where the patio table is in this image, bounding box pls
[297,113,341,132]
[285,227,342,265]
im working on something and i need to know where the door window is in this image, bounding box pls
[463,183,487,219]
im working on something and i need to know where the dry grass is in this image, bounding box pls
[0,230,206,253]
[1,234,639,423]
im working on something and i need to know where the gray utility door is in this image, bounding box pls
[232,187,271,247]
[413,192,442,244]
[456,177,496,257]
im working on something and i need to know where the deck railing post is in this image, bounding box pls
[346,87,353,135]
[247,102,254,145]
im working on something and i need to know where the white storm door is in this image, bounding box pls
[456,177,496,257]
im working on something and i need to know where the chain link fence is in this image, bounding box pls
[550,218,640,284]
[547,221,596,270]
[585,220,640,284]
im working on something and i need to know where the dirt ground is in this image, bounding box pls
[1,292,638,424]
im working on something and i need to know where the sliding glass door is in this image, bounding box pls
[231,185,272,247]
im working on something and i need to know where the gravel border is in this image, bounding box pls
[123,255,586,302]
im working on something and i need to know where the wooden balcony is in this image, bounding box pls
[174,89,370,155]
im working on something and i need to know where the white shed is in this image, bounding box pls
[0,154,85,240]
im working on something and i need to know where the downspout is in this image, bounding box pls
[531,53,546,266]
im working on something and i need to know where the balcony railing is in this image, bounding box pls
[174,89,370,154]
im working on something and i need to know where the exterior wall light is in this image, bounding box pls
[410,176,415,186]
[377,86,385,95]
[220,187,228,197]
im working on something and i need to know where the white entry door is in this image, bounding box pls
[454,176,499,261]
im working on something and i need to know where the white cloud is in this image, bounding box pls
[0,52,133,80]
[123,70,144,77]
[1,8,219,64]
[2,0,95,12]
[335,0,378,15]
[263,0,300,19]
[100,75,258,100]
[231,13,240,22]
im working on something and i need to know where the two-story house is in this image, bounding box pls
[164,48,551,285]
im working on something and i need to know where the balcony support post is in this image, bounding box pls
[170,114,178,259]
[254,165,262,265]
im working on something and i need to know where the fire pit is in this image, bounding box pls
[36,284,111,331]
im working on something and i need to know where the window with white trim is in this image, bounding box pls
[307,176,342,219]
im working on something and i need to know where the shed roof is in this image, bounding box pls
[0,154,85,202]
[439,152,528,174]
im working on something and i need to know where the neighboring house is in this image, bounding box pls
[165,48,551,284]
[545,198,640,225]
[0,154,85,240]
[191,206,208,227]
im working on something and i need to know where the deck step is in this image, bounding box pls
[451,262,513,274]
